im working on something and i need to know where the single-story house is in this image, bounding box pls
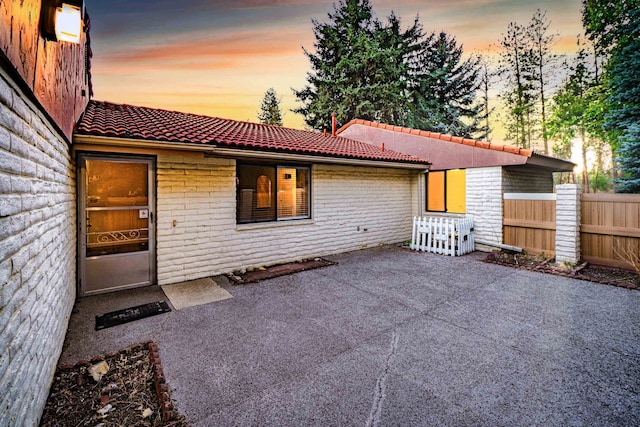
[0,1,574,423]
[337,119,575,249]
[72,101,429,295]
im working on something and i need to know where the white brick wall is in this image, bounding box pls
[555,184,581,264]
[466,167,503,250]
[156,156,418,284]
[0,69,76,425]
[502,166,554,193]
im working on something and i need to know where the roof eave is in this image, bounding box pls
[526,154,576,172]
[73,134,217,152]
[210,147,430,170]
[72,134,430,170]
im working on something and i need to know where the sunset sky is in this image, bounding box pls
[85,0,584,139]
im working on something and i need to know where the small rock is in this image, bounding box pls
[101,383,118,393]
[247,266,254,272]
[100,395,110,405]
[97,404,112,416]
[258,266,266,271]
[314,258,321,262]
[232,275,242,282]
[142,408,153,418]
[88,361,109,382]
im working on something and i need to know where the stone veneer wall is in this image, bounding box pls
[0,68,76,425]
[465,167,504,250]
[555,184,581,263]
[156,156,418,285]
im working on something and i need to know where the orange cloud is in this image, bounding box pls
[100,29,309,68]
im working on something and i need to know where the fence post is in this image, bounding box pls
[555,184,581,264]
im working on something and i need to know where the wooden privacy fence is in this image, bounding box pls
[581,193,640,270]
[502,191,640,270]
[411,216,475,256]
[503,193,556,256]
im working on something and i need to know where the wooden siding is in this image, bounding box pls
[581,193,640,270]
[503,196,556,256]
[0,0,89,140]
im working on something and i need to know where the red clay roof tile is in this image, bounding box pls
[74,101,427,165]
[503,145,520,154]
[461,138,477,147]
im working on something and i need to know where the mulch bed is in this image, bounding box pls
[227,258,335,284]
[40,342,188,426]
[484,251,639,290]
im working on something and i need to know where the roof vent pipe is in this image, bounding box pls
[331,112,337,137]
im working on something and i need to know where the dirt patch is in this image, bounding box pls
[227,258,336,284]
[485,251,639,290]
[40,342,188,426]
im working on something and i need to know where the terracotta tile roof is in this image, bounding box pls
[74,101,428,165]
[337,119,534,157]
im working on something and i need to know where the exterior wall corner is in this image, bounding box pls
[555,184,581,264]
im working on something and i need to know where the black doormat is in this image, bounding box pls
[95,300,171,330]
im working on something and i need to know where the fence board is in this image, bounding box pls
[581,193,640,270]
[503,198,556,256]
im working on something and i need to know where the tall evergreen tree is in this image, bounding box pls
[527,9,560,155]
[477,53,497,141]
[294,0,486,138]
[583,0,640,192]
[606,38,640,192]
[497,21,537,149]
[258,88,284,126]
[292,0,378,130]
[409,32,487,139]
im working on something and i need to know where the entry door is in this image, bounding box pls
[79,155,155,295]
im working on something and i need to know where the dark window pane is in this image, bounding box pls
[237,164,311,223]
[237,165,276,222]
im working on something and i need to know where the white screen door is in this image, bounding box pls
[78,155,155,295]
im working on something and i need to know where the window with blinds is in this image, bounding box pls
[237,163,310,223]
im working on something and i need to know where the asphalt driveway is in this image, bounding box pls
[61,245,640,426]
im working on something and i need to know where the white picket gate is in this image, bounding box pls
[410,216,475,256]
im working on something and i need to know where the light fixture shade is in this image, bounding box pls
[55,3,82,43]
[40,0,84,43]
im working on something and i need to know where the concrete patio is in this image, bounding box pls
[60,245,640,426]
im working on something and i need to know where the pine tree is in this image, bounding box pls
[293,0,485,136]
[582,0,640,192]
[258,88,283,126]
[477,53,497,141]
[409,32,487,139]
[607,38,640,192]
[292,0,378,131]
[497,21,537,149]
[527,10,560,155]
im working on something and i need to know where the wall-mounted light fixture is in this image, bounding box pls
[40,0,84,44]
